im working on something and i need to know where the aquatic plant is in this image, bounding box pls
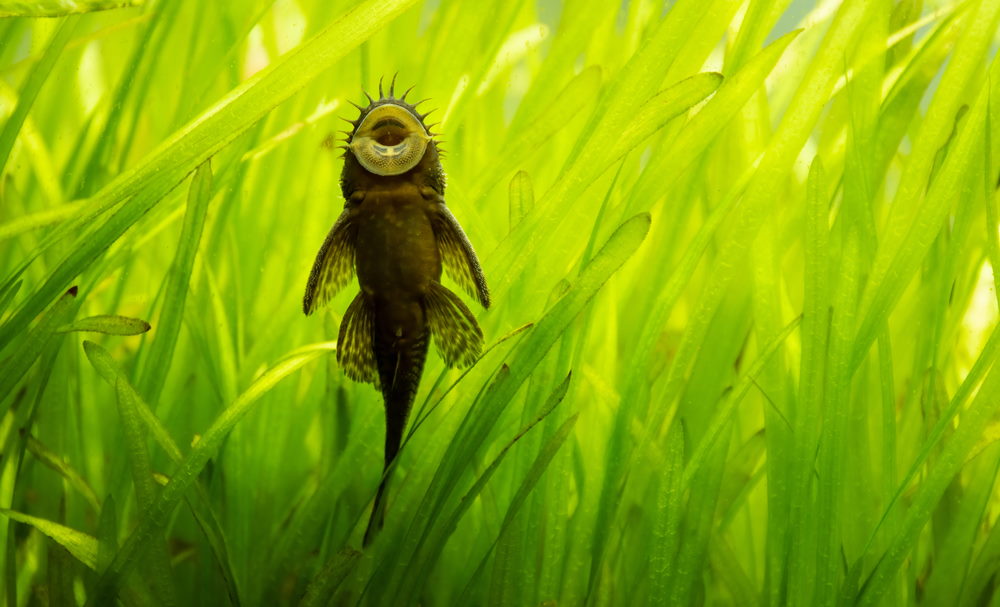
[0,0,997,605]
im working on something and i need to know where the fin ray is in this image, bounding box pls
[337,293,378,386]
[303,211,357,315]
[425,282,484,368]
[430,204,490,309]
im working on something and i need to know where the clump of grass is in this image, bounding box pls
[1,0,998,605]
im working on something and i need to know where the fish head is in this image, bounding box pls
[342,78,438,178]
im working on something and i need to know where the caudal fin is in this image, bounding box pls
[361,282,483,546]
[363,321,428,546]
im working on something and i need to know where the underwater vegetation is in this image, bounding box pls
[0,0,998,605]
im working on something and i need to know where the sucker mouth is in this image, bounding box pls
[349,104,431,176]
[374,126,406,146]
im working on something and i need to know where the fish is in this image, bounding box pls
[303,76,490,546]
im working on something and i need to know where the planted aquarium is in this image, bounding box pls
[1,0,998,605]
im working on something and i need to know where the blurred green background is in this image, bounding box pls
[1,0,999,605]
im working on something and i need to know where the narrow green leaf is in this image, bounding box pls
[682,314,802,486]
[508,170,533,233]
[115,378,156,515]
[136,160,212,402]
[25,435,100,514]
[457,375,575,604]
[854,355,1000,606]
[83,340,182,462]
[454,373,571,537]
[961,499,1000,605]
[920,445,1000,605]
[298,549,362,607]
[0,1,141,17]
[0,509,98,570]
[47,543,74,607]
[115,379,179,606]
[787,156,830,605]
[57,314,151,335]
[96,496,118,573]
[813,227,862,607]
[0,16,79,175]
[406,322,534,448]
[0,279,20,318]
[0,286,77,419]
[0,200,87,243]
[648,425,685,606]
[488,412,578,606]
[853,55,996,369]
[666,422,731,606]
[606,72,723,163]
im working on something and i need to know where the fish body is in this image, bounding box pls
[303,79,489,545]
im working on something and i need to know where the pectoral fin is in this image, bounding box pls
[303,211,357,315]
[425,281,484,368]
[430,204,490,309]
[337,293,379,387]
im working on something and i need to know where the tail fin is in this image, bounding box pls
[361,281,483,546]
[363,323,428,546]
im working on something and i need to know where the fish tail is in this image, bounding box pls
[363,325,428,546]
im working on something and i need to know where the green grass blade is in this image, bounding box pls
[57,314,151,335]
[854,356,1000,606]
[298,548,362,607]
[0,15,79,176]
[0,286,76,419]
[683,315,802,486]
[787,157,831,605]
[920,445,1000,605]
[648,424,685,606]
[0,279,21,320]
[507,170,533,233]
[115,378,179,606]
[0,509,98,570]
[136,160,213,403]
[853,54,998,370]
[488,412,578,606]
[82,341,182,460]
[0,1,141,17]
[25,435,100,514]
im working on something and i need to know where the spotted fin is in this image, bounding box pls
[425,281,484,368]
[303,211,357,315]
[337,293,378,387]
[430,204,490,309]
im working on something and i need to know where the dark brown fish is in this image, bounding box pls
[303,77,490,546]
